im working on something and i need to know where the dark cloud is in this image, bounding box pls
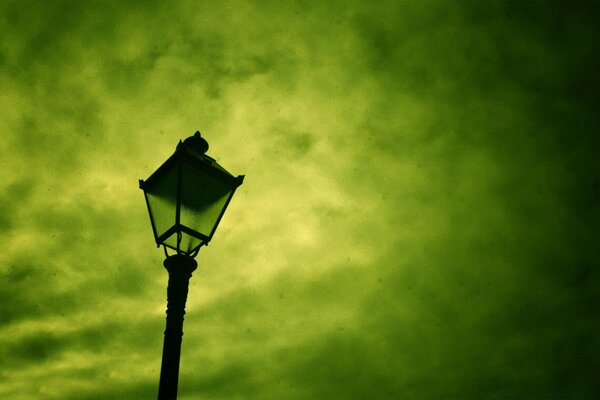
[0,263,48,325]
[74,381,157,400]
[7,330,67,363]
[0,178,35,230]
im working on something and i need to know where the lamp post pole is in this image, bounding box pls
[158,254,198,400]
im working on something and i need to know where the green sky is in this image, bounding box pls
[1,1,599,399]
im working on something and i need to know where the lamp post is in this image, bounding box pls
[139,131,244,400]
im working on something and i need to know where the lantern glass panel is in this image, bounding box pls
[180,232,203,253]
[162,230,202,254]
[145,164,178,240]
[180,160,234,238]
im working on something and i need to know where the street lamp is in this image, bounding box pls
[139,131,244,400]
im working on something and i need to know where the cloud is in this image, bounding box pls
[0,1,599,399]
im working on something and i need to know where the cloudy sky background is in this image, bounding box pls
[1,1,599,399]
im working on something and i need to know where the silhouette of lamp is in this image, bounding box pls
[139,131,244,400]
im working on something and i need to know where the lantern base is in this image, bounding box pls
[163,254,198,275]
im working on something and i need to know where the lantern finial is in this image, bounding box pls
[182,131,209,154]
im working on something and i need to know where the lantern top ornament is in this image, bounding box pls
[181,131,209,154]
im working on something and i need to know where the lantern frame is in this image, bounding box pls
[139,134,244,257]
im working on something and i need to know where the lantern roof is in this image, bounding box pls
[140,132,244,192]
